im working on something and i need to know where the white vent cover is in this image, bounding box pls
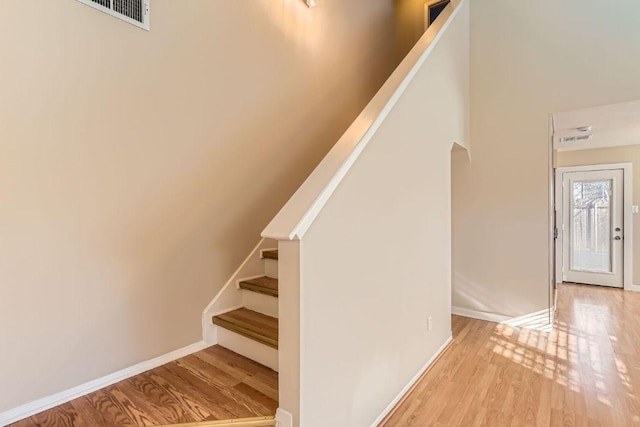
[77,0,150,31]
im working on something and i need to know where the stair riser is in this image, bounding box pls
[217,328,279,372]
[242,290,279,318]
[264,259,278,279]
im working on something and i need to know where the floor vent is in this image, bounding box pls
[78,0,149,31]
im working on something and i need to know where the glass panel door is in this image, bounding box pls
[561,168,623,288]
[570,180,612,273]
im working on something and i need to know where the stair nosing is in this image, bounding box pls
[213,309,278,350]
[239,276,278,298]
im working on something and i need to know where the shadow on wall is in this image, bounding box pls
[452,270,509,316]
[452,270,553,330]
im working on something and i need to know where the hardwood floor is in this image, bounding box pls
[9,346,277,427]
[383,283,640,426]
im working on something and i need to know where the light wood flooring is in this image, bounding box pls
[383,283,640,426]
[9,346,277,427]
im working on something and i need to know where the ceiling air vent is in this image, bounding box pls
[77,0,150,31]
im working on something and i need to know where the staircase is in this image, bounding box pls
[210,249,280,371]
[203,4,468,425]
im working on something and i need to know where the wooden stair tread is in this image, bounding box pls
[213,308,278,349]
[262,250,278,260]
[240,276,278,297]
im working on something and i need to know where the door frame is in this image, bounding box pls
[554,163,636,291]
[562,169,624,288]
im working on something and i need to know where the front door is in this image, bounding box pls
[562,169,624,288]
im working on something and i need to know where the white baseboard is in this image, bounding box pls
[453,306,553,332]
[370,335,453,427]
[451,306,511,323]
[625,284,640,293]
[0,341,208,427]
[275,408,294,427]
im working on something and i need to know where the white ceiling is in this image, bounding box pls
[552,99,640,151]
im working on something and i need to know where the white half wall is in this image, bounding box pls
[290,1,470,424]
[277,240,301,427]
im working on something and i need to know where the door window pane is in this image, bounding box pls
[571,180,612,273]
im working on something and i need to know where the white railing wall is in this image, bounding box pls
[264,1,470,425]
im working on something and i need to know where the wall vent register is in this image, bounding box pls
[77,0,150,30]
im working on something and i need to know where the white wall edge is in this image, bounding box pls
[548,115,556,318]
[275,408,294,427]
[262,0,466,241]
[0,340,208,426]
[369,336,453,427]
[623,163,634,292]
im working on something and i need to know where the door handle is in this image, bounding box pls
[614,236,622,240]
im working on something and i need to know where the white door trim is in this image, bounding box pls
[562,169,623,287]
[555,163,636,292]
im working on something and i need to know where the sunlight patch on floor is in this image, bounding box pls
[501,309,554,332]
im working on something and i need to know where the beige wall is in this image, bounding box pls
[452,0,640,317]
[0,0,395,413]
[297,2,469,424]
[556,146,640,285]
[394,0,427,61]
[394,0,453,62]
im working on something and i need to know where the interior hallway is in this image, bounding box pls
[383,283,640,426]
